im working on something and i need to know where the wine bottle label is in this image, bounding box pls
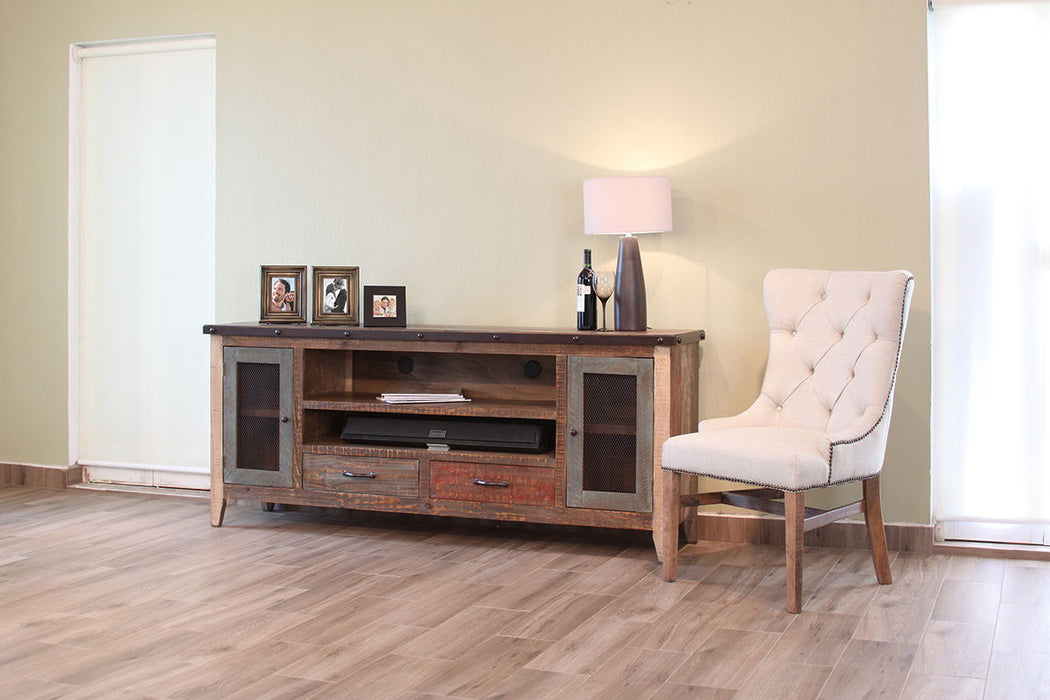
[577,284,590,312]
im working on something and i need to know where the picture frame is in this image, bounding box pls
[311,266,360,326]
[260,265,307,323]
[363,285,406,327]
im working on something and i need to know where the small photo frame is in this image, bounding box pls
[363,286,406,327]
[312,266,360,326]
[260,265,307,323]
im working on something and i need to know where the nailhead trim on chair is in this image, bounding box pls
[661,466,884,494]
[826,274,914,483]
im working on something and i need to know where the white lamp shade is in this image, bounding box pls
[583,176,672,235]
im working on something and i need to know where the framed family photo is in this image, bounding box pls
[260,265,307,323]
[363,285,406,327]
[312,266,360,325]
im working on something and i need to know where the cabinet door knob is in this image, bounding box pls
[280,416,289,423]
[570,429,578,436]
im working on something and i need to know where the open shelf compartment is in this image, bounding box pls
[303,349,558,420]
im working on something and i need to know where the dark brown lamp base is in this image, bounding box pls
[615,235,647,331]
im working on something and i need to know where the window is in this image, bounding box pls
[930,2,1050,543]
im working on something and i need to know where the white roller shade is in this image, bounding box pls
[73,36,215,484]
[930,4,1050,535]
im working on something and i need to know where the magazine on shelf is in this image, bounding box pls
[376,392,471,404]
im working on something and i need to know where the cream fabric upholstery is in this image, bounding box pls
[663,269,914,491]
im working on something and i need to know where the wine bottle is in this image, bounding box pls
[577,249,598,331]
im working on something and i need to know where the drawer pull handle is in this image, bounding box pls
[341,470,377,479]
[473,478,510,488]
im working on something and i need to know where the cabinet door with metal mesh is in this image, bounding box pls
[566,356,654,512]
[222,347,294,487]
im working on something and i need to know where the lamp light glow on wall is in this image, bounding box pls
[583,176,672,331]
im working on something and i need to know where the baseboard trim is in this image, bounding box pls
[0,463,83,489]
[932,540,1050,561]
[695,512,934,554]
[72,481,208,500]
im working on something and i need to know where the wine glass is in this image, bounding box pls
[593,271,615,331]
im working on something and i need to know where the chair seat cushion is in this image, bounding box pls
[662,426,831,491]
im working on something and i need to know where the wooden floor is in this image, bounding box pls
[1,486,1048,699]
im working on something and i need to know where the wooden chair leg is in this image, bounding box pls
[661,470,681,581]
[863,475,892,585]
[784,490,805,613]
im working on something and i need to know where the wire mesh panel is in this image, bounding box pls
[582,372,637,493]
[222,347,294,487]
[567,356,653,512]
[236,362,281,472]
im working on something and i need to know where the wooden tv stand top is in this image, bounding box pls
[204,322,704,347]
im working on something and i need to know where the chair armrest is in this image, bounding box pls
[825,406,891,483]
[825,406,885,445]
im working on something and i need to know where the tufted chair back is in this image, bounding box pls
[756,269,913,433]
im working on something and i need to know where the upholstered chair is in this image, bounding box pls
[660,269,914,613]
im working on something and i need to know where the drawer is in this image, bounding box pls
[429,461,555,506]
[303,454,419,497]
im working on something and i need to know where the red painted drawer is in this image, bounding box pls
[429,461,555,506]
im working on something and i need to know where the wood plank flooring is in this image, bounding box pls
[1,485,1048,699]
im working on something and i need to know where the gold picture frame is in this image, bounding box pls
[260,265,307,323]
[311,266,360,325]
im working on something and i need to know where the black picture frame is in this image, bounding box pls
[363,285,406,327]
[260,265,307,323]
[311,266,360,326]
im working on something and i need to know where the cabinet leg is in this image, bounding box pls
[653,469,681,564]
[210,486,226,527]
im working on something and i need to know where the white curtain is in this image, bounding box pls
[73,37,215,488]
[931,2,1050,539]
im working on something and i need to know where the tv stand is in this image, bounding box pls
[204,323,702,552]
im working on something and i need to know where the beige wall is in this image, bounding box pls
[0,1,931,522]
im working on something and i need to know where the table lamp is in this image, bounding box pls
[583,176,672,331]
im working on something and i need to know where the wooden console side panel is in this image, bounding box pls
[673,342,701,544]
[651,343,701,556]
[210,334,226,526]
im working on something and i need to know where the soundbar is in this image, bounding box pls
[340,414,554,453]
